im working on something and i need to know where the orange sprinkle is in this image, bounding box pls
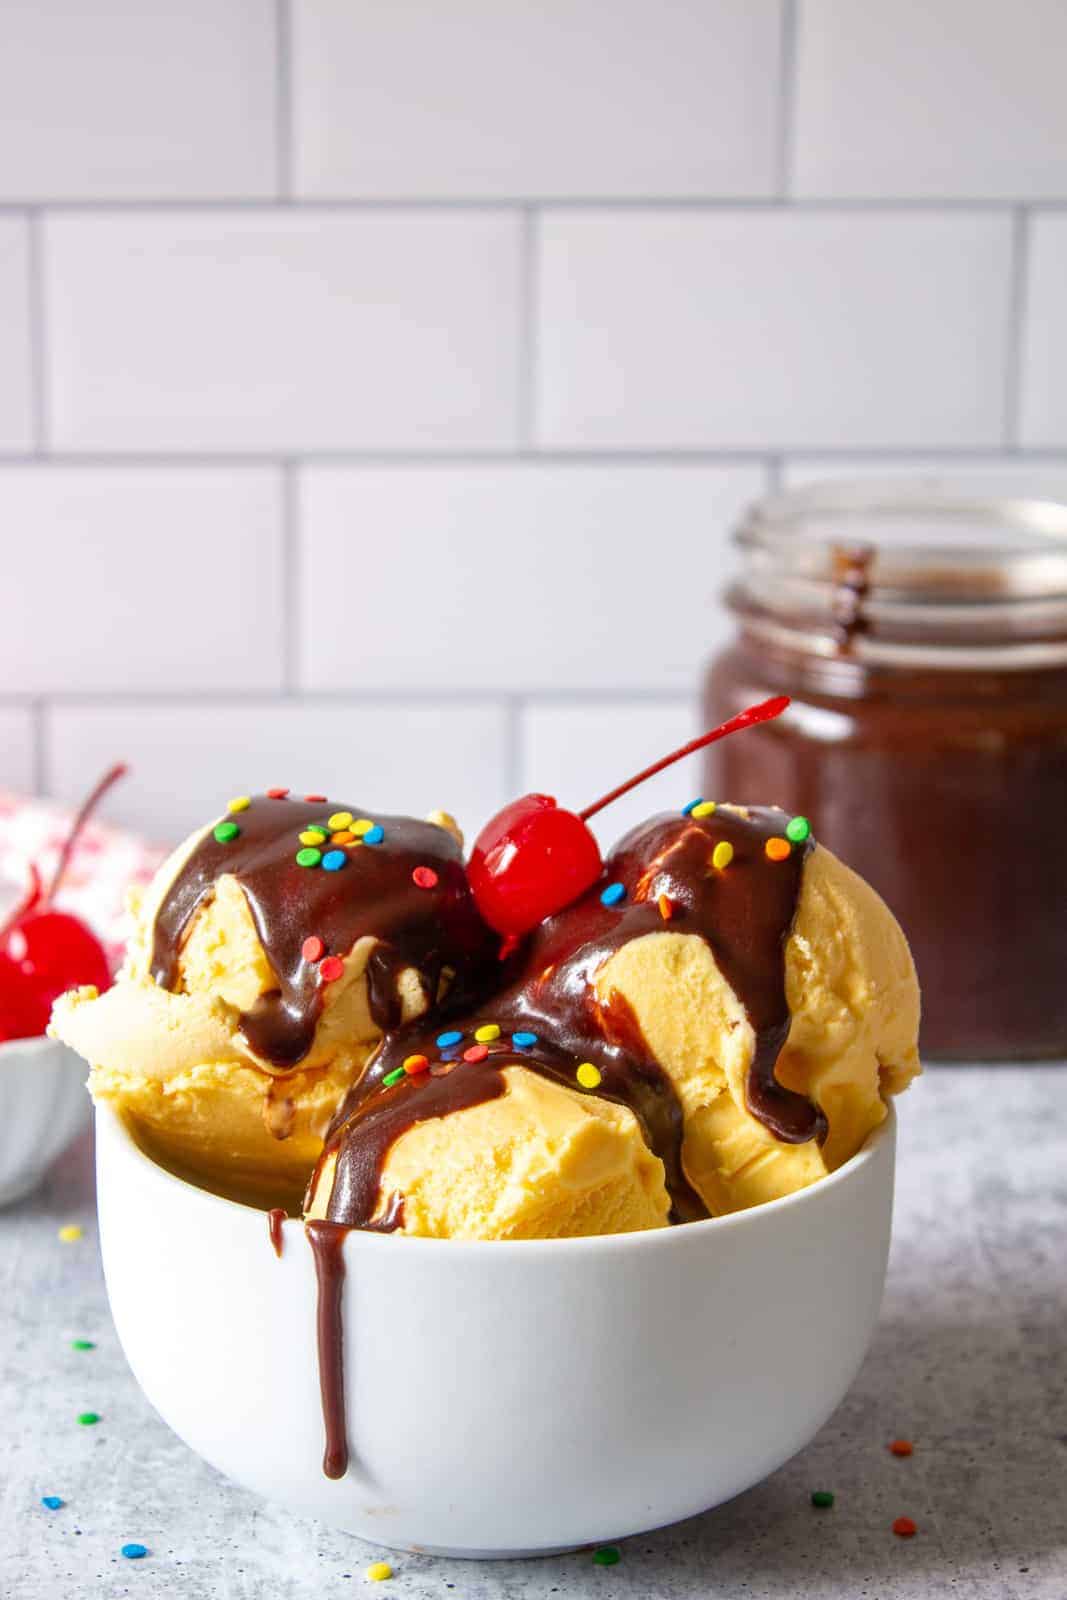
[657,894,674,921]
[765,837,791,862]
[893,1517,917,1538]
[890,1439,914,1457]
[331,830,356,845]
[403,1054,429,1076]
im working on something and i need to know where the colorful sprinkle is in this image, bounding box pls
[296,847,322,868]
[657,893,674,921]
[322,849,347,872]
[299,828,327,845]
[214,821,240,844]
[436,1030,462,1049]
[382,1068,407,1088]
[682,798,703,815]
[765,837,792,862]
[893,1517,917,1538]
[352,818,375,837]
[690,800,717,819]
[328,811,354,830]
[512,1031,538,1049]
[332,830,356,845]
[363,825,384,846]
[412,866,439,890]
[367,1562,393,1581]
[319,956,344,983]
[811,1490,834,1509]
[121,1544,148,1560]
[592,1547,621,1567]
[302,936,325,963]
[474,1023,501,1042]
[267,787,290,799]
[577,1062,602,1089]
[712,840,734,870]
[600,881,626,907]
[403,1054,429,1076]
[77,1413,100,1427]
[890,1439,914,1457]
[227,795,251,813]
[786,815,811,843]
[463,1043,489,1063]
[304,793,327,803]
[71,1340,95,1351]
[58,1224,82,1243]
[41,1496,64,1510]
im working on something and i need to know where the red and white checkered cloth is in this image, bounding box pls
[0,790,168,972]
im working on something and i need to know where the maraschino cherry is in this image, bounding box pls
[467,697,789,936]
[0,764,127,1042]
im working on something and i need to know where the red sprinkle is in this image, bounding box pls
[893,1517,917,1538]
[657,893,674,921]
[302,935,325,963]
[412,865,439,890]
[267,787,290,800]
[463,1044,489,1063]
[890,1440,914,1457]
[304,792,327,803]
[319,956,344,983]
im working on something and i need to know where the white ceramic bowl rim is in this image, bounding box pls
[0,1034,66,1061]
[103,1099,896,1259]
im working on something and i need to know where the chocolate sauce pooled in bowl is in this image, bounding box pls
[315,805,819,1235]
[150,796,497,1067]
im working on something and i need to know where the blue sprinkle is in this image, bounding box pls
[41,1496,64,1510]
[682,797,703,815]
[321,849,347,871]
[362,825,384,845]
[512,1031,539,1049]
[121,1544,148,1560]
[436,1030,462,1049]
[600,881,626,907]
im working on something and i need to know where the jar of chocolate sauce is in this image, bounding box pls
[704,478,1067,1060]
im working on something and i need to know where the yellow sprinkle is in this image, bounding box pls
[352,819,375,837]
[58,1225,82,1243]
[576,1062,602,1090]
[299,829,327,846]
[712,840,734,870]
[227,795,251,814]
[328,811,354,831]
[474,1023,501,1043]
[691,800,716,818]
[366,1563,393,1582]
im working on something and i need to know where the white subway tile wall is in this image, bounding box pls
[1,0,1064,848]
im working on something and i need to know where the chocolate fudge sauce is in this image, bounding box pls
[267,1207,286,1258]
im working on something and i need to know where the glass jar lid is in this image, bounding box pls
[730,477,1067,668]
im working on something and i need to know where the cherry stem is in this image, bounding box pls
[0,863,44,945]
[47,762,129,902]
[578,697,790,823]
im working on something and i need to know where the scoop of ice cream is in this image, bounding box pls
[307,1066,670,1238]
[52,797,495,1207]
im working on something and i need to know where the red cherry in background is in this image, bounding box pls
[0,764,127,1042]
[466,698,790,939]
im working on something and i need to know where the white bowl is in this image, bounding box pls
[96,1102,895,1558]
[0,1035,91,1206]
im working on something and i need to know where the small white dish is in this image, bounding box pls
[96,1102,895,1558]
[0,1035,91,1206]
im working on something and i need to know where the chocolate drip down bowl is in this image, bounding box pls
[95,1102,895,1557]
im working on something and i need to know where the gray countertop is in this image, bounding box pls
[1,1066,1064,1600]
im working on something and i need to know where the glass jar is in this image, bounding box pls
[704,478,1067,1060]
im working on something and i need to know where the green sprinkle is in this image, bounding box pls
[811,1490,834,1509]
[71,1340,95,1351]
[77,1412,100,1426]
[786,815,811,844]
[296,847,322,868]
[593,1547,621,1566]
[382,1067,407,1088]
[214,821,240,844]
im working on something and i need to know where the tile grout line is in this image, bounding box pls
[516,206,538,453]
[0,196,1053,216]
[6,688,695,710]
[280,462,299,693]
[2,447,1065,469]
[1002,205,1031,451]
[504,697,525,795]
[775,0,800,201]
[274,0,293,201]
[30,700,48,796]
[24,209,49,454]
